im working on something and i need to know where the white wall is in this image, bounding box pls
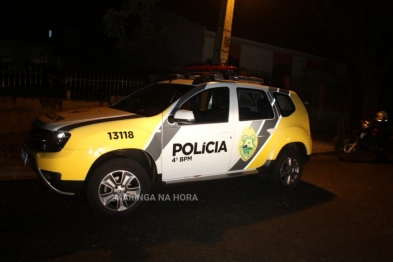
[239,46,273,73]
[202,32,215,63]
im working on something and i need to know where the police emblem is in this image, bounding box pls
[238,126,258,161]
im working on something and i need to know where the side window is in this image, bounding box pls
[237,88,274,121]
[274,93,295,117]
[180,87,229,123]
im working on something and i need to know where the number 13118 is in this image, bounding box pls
[107,131,134,140]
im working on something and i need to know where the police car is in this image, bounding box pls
[22,66,312,217]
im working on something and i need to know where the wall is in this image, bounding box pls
[202,32,215,62]
[239,46,273,73]
[0,96,107,134]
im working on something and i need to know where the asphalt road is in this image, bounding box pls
[1,154,393,261]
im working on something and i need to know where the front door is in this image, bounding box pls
[161,87,234,181]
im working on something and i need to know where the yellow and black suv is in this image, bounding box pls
[22,66,312,217]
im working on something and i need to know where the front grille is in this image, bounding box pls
[28,126,53,151]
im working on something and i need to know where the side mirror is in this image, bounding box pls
[171,109,195,124]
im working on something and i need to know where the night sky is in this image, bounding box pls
[1,0,337,60]
[160,0,337,59]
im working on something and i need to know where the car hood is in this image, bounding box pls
[34,107,144,131]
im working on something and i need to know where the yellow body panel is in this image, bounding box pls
[271,93,312,158]
[248,93,312,168]
[30,148,97,180]
[28,114,162,181]
[246,124,281,169]
[65,115,161,150]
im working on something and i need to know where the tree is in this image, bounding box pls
[309,0,393,119]
[103,0,173,74]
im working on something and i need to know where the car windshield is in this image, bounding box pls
[110,83,195,116]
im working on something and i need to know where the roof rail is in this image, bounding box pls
[184,65,265,85]
[234,76,265,85]
[184,65,238,80]
[158,66,266,85]
[191,74,217,85]
[184,65,238,73]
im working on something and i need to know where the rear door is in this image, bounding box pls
[228,86,281,171]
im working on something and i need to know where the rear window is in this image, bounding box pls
[274,93,295,117]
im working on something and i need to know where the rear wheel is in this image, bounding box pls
[86,159,151,218]
[335,134,362,161]
[269,149,303,192]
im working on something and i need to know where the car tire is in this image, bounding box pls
[86,158,151,218]
[268,149,303,192]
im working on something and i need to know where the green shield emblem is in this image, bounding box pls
[238,126,258,162]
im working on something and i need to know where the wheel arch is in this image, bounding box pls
[82,149,157,191]
[280,142,308,163]
[258,141,309,174]
[270,126,312,160]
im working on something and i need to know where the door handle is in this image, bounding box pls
[219,132,232,139]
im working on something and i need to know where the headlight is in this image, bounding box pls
[41,131,71,152]
[28,126,72,152]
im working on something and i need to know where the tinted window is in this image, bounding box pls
[181,87,229,123]
[274,93,295,117]
[237,88,274,120]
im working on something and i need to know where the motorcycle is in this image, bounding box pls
[335,119,393,161]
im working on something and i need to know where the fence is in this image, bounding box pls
[65,72,145,101]
[0,63,146,101]
[1,64,43,95]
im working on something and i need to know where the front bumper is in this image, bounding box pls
[22,145,83,195]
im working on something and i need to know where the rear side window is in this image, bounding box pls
[237,88,274,120]
[274,93,295,117]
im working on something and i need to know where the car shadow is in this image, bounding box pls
[0,176,335,260]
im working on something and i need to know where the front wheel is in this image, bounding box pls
[86,158,151,218]
[268,149,303,192]
[335,134,362,161]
